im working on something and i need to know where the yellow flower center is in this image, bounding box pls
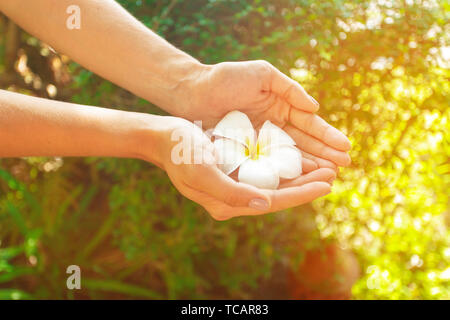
[245,138,266,160]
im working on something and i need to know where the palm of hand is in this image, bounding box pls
[161,117,336,220]
[162,60,352,220]
[188,60,351,170]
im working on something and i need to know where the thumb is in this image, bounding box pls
[194,165,272,211]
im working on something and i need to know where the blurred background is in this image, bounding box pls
[0,0,449,300]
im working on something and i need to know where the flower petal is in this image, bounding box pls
[214,138,248,175]
[238,157,279,189]
[258,120,296,151]
[267,146,302,179]
[213,111,256,146]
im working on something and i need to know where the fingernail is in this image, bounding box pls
[249,198,270,211]
[344,136,352,150]
[344,154,352,166]
[308,94,319,107]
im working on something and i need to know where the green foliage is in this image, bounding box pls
[0,0,449,299]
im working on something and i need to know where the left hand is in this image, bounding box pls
[180,60,351,172]
[143,116,335,220]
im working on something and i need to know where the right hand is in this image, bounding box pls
[176,60,352,171]
[147,117,335,221]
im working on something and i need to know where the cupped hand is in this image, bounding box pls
[182,60,351,170]
[152,117,335,221]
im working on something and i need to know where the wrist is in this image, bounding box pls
[136,54,209,116]
[125,112,162,165]
[127,113,187,169]
[167,59,211,118]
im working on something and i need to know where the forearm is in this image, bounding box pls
[0,0,203,115]
[0,90,162,163]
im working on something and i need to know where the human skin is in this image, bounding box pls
[0,90,335,220]
[0,0,351,170]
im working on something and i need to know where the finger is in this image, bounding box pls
[290,109,351,151]
[279,168,336,188]
[284,125,351,166]
[302,157,318,173]
[270,66,319,112]
[270,181,331,211]
[180,179,331,220]
[173,181,233,221]
[302,151,338,171]
[174,180,263,221]
[186,164,272,209]
[226,181,332,218]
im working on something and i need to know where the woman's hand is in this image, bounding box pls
[1,1,350,171]
[0,89,335,221]
[143,116,335,221]
[0,2,350,172]
[180,61,352,171]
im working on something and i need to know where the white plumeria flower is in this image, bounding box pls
[213,111,302,189]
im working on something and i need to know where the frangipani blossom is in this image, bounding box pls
[213,111,302,189]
